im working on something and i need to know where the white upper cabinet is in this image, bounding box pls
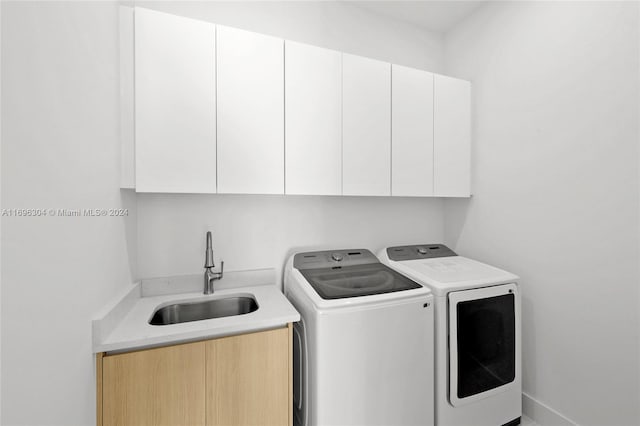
[125,9,470,197]
[342,54,391,196]
[119,6,135,189]
[216,26,284,194]
[434,74,471,197]
[285,41,342,196]
[134,8,216,193]
[391,65,434,197]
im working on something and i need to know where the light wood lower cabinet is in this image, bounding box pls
[101,341,206,426]
[98,325,292,426]
[206,327,290,425]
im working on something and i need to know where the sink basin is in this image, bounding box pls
[149,296,259,326]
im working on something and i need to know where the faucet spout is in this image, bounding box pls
[203,231,223,294]
[205,231,215,268]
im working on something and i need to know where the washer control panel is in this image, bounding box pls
[387,244,457,261]
[294,249,377,270]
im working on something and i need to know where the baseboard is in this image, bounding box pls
[522,392,578,426]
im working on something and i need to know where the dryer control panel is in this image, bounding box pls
[387,244,457,261]
[293,249,378,270]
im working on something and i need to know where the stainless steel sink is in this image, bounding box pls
[149,296,258,326]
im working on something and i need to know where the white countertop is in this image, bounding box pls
[92,269,300,353]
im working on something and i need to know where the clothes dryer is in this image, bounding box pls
[379,244,521,426]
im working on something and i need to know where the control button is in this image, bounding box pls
[331,253,344,262]
[417,247,428,255]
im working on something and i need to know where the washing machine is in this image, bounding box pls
[284,248,435,426]
[379,244,521,426]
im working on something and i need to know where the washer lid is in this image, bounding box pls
[299,263,422,300]
[405,256,516,284]
[293,249,422,300]
[387,256,519,296]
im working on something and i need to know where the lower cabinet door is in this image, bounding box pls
[206,327,290,426]
[102,341,206,426]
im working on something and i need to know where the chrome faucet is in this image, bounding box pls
[204,231,224,294]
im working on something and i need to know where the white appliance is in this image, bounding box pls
[379,244,521,426]
[284,248,435,426]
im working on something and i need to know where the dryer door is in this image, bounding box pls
[448,283,520,407]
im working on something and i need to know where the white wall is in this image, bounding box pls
[134,2,447,280]
[138,194,444,279]
[1,2,134,425]
[443,2,640,425]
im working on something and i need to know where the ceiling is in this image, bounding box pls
[351,1,486,33]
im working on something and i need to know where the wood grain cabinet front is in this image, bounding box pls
[97,325,292,426]
[206,327,290,426]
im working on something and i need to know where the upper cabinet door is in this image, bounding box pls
[342,54,391,196]
[119,6,135,189]
[391,65,434,197]
[135,8,216,193]
[285,41,342,196]
[434,75,471,197]
[217,26,284,194]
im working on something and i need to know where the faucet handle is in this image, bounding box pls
[219,261,224,279]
